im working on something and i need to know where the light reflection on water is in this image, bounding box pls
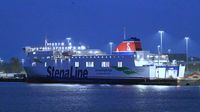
[0,82,199,112]
[151,85,170,91]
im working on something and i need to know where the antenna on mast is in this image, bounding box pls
[123,27,126,40]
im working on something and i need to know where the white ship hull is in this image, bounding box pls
[24,55,185,83]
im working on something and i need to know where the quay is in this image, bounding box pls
[1,75,200,86]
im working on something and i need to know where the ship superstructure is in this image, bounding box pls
[23,37,185,83]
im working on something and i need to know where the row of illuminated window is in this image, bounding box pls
[75,61,123,68]
[46,42,65,46]
[32,61,123,68]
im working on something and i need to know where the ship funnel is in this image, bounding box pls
[113,37,142,55]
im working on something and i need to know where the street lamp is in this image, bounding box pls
[0,58,3,64]
[21,59,25,66]
[0,58,3,72]
[123,27,126,40]
[158,30,164,54]
[167,49,171,54]
[157,45,160,65]
[157,45,160,55]
[0,58,3,66]
[109,42,114,54]
[185,37,189,71]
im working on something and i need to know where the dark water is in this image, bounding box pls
[0,82,199,112]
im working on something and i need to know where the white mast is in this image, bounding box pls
[123,27,126,40]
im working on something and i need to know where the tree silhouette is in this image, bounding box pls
[1,57,23,73]
[9,57,23,73]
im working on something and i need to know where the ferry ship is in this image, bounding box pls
[23,37,185,83]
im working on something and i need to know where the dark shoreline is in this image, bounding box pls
[0,78,26,82]
[26,78,178,85]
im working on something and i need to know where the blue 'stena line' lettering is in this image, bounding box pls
[47,66,88,79]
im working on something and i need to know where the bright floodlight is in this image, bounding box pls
[21,59,25,64]
[109,42,113,45]
[73,46,76,50]
[158,30,164,54]
[158,30,164,34]
[168,49,171,54]
[66,37,71,41]
[185,37,189,40]
[0,58,3,63]
[80,45,86,50]
[66,37,72,46]
[185,36,189,71]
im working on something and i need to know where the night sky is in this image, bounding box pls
[0,0,200,61]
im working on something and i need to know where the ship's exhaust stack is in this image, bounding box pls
[113,37,142,55]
